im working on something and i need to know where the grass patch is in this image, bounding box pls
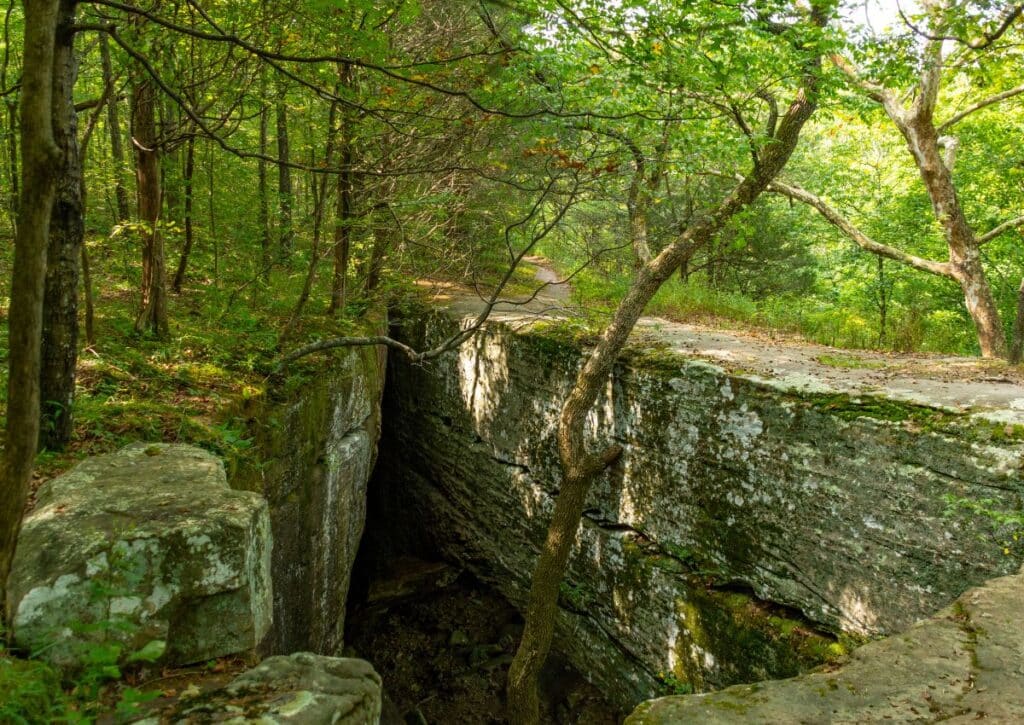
[1,237,384,485]
[0,656,65,724]
[815,354,888,370]
[535,242,984,356]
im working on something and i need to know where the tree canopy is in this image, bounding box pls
[0,0,1022,721]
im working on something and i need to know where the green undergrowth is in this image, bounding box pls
[0,655,65,724]
[0,238,383,483]
[0,239,388,721]
[535,246,981,356]
[0,638,161,724]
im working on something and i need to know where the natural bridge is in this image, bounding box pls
[9,280,1024,722]
[371,281,1024,718]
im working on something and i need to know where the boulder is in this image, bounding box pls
[8,443,273,670]
[166,652,382,724]
[626,565,1024,723]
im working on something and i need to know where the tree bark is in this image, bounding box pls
[172,134,195,292]
[100,33,130,222]
[257,75,270,277]
[329,62,354,314]
[81,243,95,347]
[897,111,1006,357]
[2,0,19,235]
[364,204,391,295]
[286,100,338,335]
[507,26,826,721]
[39,0,83,451]
[4,96,17,233]
[1010,278,1024,365]
[1,0,64,622]
[833,19,1008,358]
[276,87,293,261]
[131,69,168,337]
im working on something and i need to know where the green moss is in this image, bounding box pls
[519,321,597,362]
[558,580,590,612]
[816,354,888,370]
[802,392,943,424]
[708,696,755,714]
[705,588,844,669]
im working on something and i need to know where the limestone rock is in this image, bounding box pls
[626,565,1024,723]
[378,306,1024,708]
[8,443,272,670]
[233,340,386,656]
[169,652,382,724]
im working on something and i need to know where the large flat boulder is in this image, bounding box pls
[8,443,273,670]
[627,565,1024,723]
[164,652,382,724]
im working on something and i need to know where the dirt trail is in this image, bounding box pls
[440,259,1024,421]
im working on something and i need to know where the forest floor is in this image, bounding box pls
[346,559,620,725]
[439,257,1024,420]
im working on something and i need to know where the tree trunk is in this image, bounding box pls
[1010,278,1024,365]
[100,33,130,223]
[286,101,338,335]
[208,141,217,282]
[3,0,20,234]
[39,0,83,451]
[628,195,652,271]
[172,134,195,292]
[904,119,1005,357]
[953,250,1005,359]
[879,36,1008,358]
[329,63,353,314]
[131,71,168,337]
[81,244,95,347]
[506,47,824,721]
[365,204,391,295]
[4,97,17,233]
[258,80,270,277]
[1,0,64,622]
[276,89,293,261]
[876,256,887,347]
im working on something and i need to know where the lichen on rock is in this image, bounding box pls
[163,652,382,724]
[377,304,1024,709]
[8,443,273,671]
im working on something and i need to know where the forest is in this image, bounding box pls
[1,0,1023,723]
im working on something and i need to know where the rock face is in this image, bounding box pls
[377,307,1024,709]
[627,565,1024,723]
[165,652,382,724]
[234,341,386,656]
[8,443,272,670]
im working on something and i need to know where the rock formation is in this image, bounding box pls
[8,443,272,670]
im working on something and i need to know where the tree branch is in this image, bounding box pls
[938,82,1024,132]
[978,214,1024,245]
[767,178,954,278]
[830,53,896,108]
[897,2,1023,50]
[278,171,583,369]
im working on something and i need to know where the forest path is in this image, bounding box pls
[440,258,1024,420]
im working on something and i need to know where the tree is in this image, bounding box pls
[771,0,1024,358]
[38,0,83,451]
[492,1,835,721]
[1,0,68,620]
[130,64,169,337]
